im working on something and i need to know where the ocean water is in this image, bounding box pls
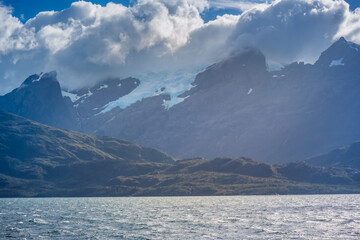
[0,195,359,239]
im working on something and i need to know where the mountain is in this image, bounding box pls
[1,111,360,197]
[94,38,360,163]
[315,37,360,68]
[0,72,79,131]
[2,38,360,164]
[0,71,141,132]
[0,111,174,196]
[62,77,140,118]
[306,141,360,169]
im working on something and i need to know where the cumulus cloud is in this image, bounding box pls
[1,0,360,96]
[0,4,36,54]
[1,0,216,91]
[229,0,354,63]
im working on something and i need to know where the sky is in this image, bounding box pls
[3,0,360,22]
[1,0,360,104]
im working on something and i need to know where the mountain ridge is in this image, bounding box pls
[94,37,360,163]
[1,37,360,164]
[1,111,360,197]
[306,141,360,169]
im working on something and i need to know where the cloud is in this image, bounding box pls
[209,0,271,11]
[228,0,356,63]
[0,4,36,54]
[336,6,360,42]
[1,0,360,97]
[0,0,212,92]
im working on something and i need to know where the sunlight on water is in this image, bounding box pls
[1,195,360,239]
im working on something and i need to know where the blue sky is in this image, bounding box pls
[2,1,131,20]
[2,0,234,22]
[344,0,360,10]
[4,0,359,23]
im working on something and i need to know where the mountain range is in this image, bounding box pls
[1,37,360,164]
[1,111,360,197]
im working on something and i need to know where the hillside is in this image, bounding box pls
[1,112,360,197]
[306,141,360,169]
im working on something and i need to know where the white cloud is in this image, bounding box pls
[209,0,271,11]
[336,7,360,42]
[229,0,353,63]
[1,0,360,98]
[0,4,36,54]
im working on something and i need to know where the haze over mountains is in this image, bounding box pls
[1,111,360,197]
[1,37,360,164]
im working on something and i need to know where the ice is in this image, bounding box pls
[99,67,203,113]
[329,58,345,67]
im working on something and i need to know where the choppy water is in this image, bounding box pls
[0,195,359,239]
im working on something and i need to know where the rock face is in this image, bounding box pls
[0,72,78,131]
[1,38,360,163]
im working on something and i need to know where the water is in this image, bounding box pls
[0,195,359,239]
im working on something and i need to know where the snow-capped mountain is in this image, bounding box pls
[0,71,79,130]
[62,77,140,118]
[1,37,360,163]
[92,37,360,163]
[315,37,360,68]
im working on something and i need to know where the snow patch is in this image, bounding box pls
[65,89,93,104]
[329,58,345,67]
[247,88,253,95]
[32,72,44,83]
[98,84,108,90]
[78,90,93,99]
[162,95,190,110]
[62,91,80,102]
[272,74,285,78]
[117,83,122,87]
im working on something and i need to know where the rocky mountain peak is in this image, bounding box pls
[21,71,58,87]
[211,47,267,73]
[182,48,267,97]
[0,71,78,130]
[315,37,360,68]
